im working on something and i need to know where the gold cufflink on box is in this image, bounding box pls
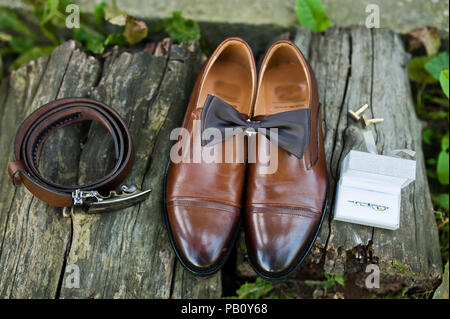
[348,104,384,128]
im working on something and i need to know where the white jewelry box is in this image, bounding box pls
[333,150,416,230]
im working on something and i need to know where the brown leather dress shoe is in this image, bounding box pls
[245,40,328,279]
[165,38,257,275]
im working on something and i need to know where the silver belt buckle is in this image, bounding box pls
[71,185,151,213]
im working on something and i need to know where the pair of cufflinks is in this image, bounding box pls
[348,104,384,128]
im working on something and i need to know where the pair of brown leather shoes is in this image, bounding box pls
[165,37,328,279]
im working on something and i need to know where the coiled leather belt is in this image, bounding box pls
[7,98,150,212]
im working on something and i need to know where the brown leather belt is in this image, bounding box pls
[7,97,150,211]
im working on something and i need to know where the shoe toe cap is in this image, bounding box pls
[246,210,320,277]
[167,203,240,272]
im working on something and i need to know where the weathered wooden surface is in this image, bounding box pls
[0,26,443,299]
[0,39,222,298]
[236,26,443,296]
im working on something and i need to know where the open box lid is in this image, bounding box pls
[341,150,416,189]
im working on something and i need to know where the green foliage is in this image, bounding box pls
[437,134,449,185]
[434,194,449,211]
[441,70,449,99]
[424,129,449,264]
[296,0,330,33]
[1,2,200,73]
[226,278,284,299]
[0,4,57,69]
[435,207,449,263]
[0,0,169,71]
[410,28,449,266]
[162,11,201,44]
[73,28,104,54]
[11,45,55,69]
[385,286,410,299]
[103,33,127,47]
[422,128,434,145]
[425,52,449,80]
[104,5,148,45]
[1,1,93,68]
[305,273,345,294]
[93,1,107,29]
[0,31,12,42]
[9,37,35,53]
[409,56,438,84]
[37,0,69,45]
[433,262,449,299]
[0,7,35,39]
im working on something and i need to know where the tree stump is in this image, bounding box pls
[0,25,443,299]
[236,26,443,297]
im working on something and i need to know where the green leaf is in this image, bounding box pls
[0,31,12,42]
[434,194,449,211]
[164,11,201,43]
[440,70,449,99]
[104,33,127,47]
[0,47,14,55]
[104,6,127,26]
[9,37,35,53]
[305,279,335,288]
[39,0,63,45]
[423,96,449,108]
[427,168,437,179]
[442,134,449,153]
[334,273,346,287]
[305,279,323,286]
[437,134,449,185]
[11,45,55,70]
[422,128,434,145]
[408,56,438,84]
[123,16,148,45]
[0,53,3,81]
[93,2,107,27]
[408,26,441,57]
[85,38,104,54]
[73,28,105,54]
[425,52,449,81]
[41,0,59,24]
[233,278,275,299]
[296,0,331,33]
[0,7,34,38]
[39,22,60,44]
[425,110,449,120]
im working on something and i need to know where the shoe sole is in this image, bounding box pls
[246,188,330,280]
[163,160,242,277]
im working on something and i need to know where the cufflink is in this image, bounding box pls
[348,104,384,128]
[348,104,369,121]
[361,116,384,128]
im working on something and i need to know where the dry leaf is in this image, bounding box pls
[408,26,441,57]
